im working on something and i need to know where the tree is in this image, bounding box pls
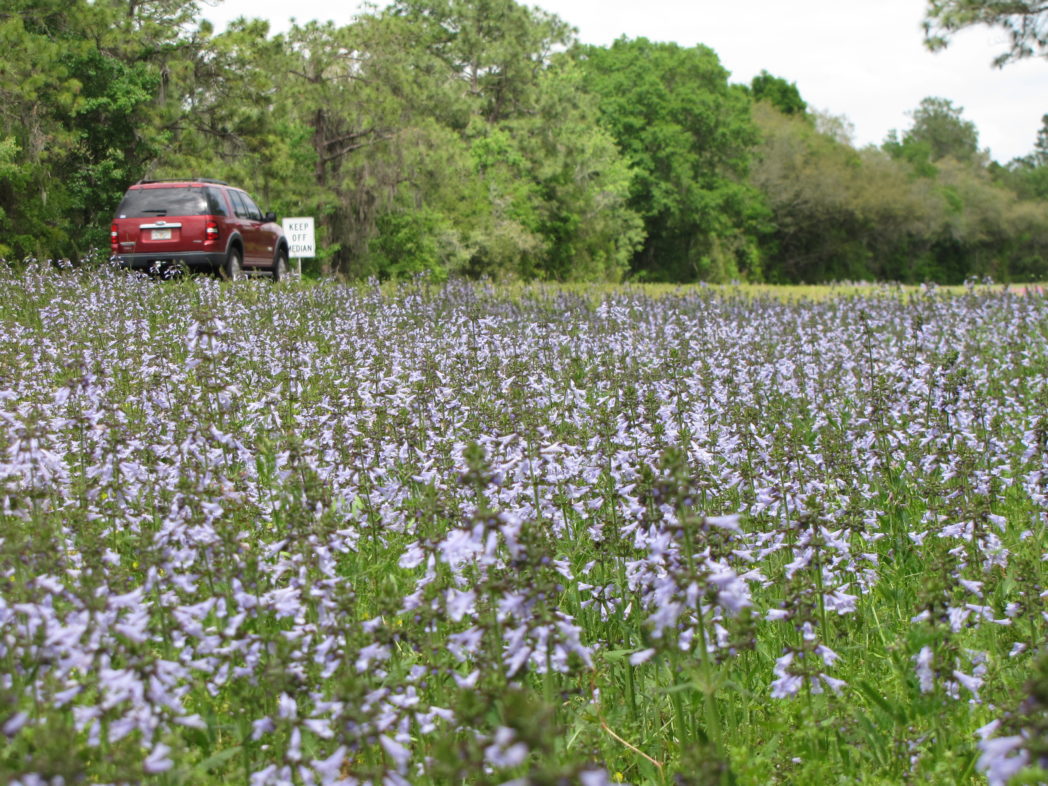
[386,0,575,123]
[924,0,1048,66]
[751,102,943,282]
[994,114,1048,199]
[175,14,465,278]
[0,0,211,259]
[578,37,767,282]
[750,98,1048,284]
[358,0,641,281]
[1023,113,1048,198]
[813,110,855,145]
[749,70,808,117]
[885,97,981,167]
[1035,112,1048,165]
[0,4,85,257]
[503,59,643,280]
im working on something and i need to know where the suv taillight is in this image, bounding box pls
[110,222,118,252]
[205,220,219,243]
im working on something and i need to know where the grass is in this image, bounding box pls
[0,262,1045,785]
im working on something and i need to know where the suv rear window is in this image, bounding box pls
[116,187,216,218]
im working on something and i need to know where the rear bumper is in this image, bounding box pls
[112,251,226,271]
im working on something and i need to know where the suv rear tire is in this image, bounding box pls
[273,249,289,282]
[222,247,244,281]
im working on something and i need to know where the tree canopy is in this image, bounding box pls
[884,96,982,173]
[577,37,767,282]
[1,0,1046,284]
[749,70,808,117]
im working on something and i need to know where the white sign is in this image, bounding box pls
[283,217,316,258]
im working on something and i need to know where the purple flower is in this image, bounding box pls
[143,742,173,774]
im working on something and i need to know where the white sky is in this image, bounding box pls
[200,0,1047,163]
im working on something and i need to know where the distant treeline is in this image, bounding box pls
[3,0,1047,282]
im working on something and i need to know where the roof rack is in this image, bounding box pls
[135,178,230,186]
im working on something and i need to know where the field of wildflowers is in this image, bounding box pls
[1,264,1046,785]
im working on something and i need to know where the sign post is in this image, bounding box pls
[282,217,316,279]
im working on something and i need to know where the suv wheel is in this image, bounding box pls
[273,248,289,282]
[222,247,244,281]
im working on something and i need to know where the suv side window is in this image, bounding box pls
[229,190,250,219]
[238,192,263,222]
[205,187,229,216]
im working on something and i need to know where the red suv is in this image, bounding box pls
[110,179,290,280]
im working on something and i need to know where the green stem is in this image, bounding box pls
[694,601,721,748]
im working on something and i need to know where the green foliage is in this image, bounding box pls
[505,60,643,281]
[0,0,208,259]
[999,159,1048,201]
[578,37,768,282]
[902,97,981,164]
[60,47,161,249]
[883,99,1048,282]
[884,130,940,178]
[753,99,1048,284]
[0,0,1045,283]
[370,208,448,280]
[342,2,642,282]
[749,70,808,117]
[1036,112,1048,165]
[754,104,930,282]
[459,123,548,278]
[996,115,1048,201]
[387,0,575,124]
[924,0,1048,65]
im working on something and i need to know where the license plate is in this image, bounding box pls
[151,228,172,240]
